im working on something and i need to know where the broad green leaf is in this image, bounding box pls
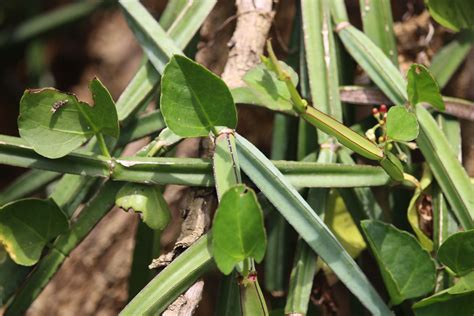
[235,134,392,315]
[212,184,266,275]
[413,272,474,316]
[437,230,474,276]
[407,166,434,252]
[386,105,419,142]
[161,55,237,137]
[325,191,366,258]
[407,64,445,111]
[426,0,474,32]
[361,220,436,305]
[18,78,119,159]
[240,62,297,113]
[116,183,171,231]
[0,198,68,266]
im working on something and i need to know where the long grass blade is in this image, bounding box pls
[359,0,398,66]
[301,0,342,121]
[415,106,474,229]
[430,30,474,89]
[119,0,182,73]
[120,235,214,315]
[235,134,392,315]
[0,170,59,205]
[0,1,114,47]
[336,24,406,104]
[116,0,216,121]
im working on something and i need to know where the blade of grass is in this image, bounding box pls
[117,110,165,146]
[235,134,392,315]
[430,30,474,89]
[0,170,59,205]
[359,0,398,66]
[120,234,214,315]
[335,24,406,104]
[301,0,342,121]
[0,1,114,47]
[119,0,182,73]
[116,0,216,121]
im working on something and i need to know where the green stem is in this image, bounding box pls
[96,133,111,158]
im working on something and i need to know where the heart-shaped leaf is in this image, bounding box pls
[386,105,419,142]
[426,0,474,32]
[116,183,171,231]
[237,61,298,113]
[160,55,237,137]
[212,184,266,275]
[361,220,436,305]
[413,271,474,316]
[407,64,445,111]
[0,199,68,266]
[437,230,474,276]
[18,78,119,158]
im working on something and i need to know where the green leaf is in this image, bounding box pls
[0,199,68,266]
[212,184,266,275]
[407,64,445,111]
[413,272,474,316]
[437,230,474,276]
[426,0,474,32]
[240,63,297,113]
[18,78,119,159]
[361,220,436,305]
[115,183,171,231]
[161,55,237,137]
[386,105,419,142]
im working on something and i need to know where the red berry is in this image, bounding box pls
[372,107,379,115]
[380,104,387,113]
